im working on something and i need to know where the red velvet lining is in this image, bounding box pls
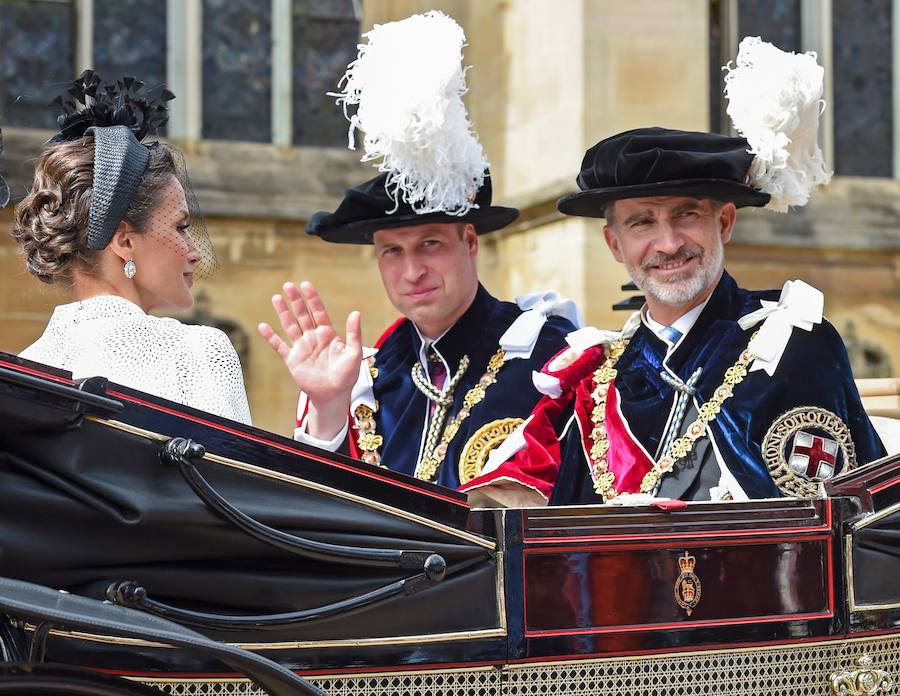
[573,379,653,495]
[458,390,576,500]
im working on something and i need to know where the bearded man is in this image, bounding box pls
[460,127,886,506]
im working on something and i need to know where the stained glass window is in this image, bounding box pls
[833,0,893,177]
[202,0,272,142]
[708,0,727,133]
[92,0,167,95]
[0,0,76,129]
[292,0,359,147]
[738,0,802,54]
[709,0,802,133]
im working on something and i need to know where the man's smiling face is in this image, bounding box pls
[603,196,736,321]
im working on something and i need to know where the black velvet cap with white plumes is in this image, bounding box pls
[306,170,519,244]
[557,127,771,217]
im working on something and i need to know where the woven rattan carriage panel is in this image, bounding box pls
[140,634,900,696]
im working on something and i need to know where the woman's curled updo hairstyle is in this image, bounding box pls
[11,137,176,285]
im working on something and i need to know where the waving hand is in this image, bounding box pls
[258,281,362,438]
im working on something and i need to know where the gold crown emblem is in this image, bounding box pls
[678,552,696,573]
[680,578,696,603]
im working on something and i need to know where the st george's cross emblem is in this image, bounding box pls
[789,431,838,481]
[762,406,857,497]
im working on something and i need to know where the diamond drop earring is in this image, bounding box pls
[124,259,137,279]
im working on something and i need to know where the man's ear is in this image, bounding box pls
[718,202,737,245]
[107,221,139,263]
[603,225,624,263]
[465,223,478,258]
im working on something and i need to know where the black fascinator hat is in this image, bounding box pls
[557,127,771,217]
[306,171,519,244]
[50,70,174,250]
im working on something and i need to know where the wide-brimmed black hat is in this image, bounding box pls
[557,127,771,218]
[306,171,519,244]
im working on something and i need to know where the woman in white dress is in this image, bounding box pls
[10,72,251,424]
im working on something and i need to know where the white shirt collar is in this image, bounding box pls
[642,297,710,347]
[412,322,452,369]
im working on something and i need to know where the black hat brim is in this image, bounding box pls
[308,205,519,244]
[557,179,770,218]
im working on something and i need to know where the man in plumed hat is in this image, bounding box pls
[260,171,578,490]
[259,12,579,490]
[461,38,885,506]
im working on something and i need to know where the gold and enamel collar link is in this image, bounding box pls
[352,350,508,482]
[587,333,757,501]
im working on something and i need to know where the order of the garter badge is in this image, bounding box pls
[762,406,856,497]
[459,417,524,484]
[674,551,701,616]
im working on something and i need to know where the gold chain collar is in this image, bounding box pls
[588,333,756,501]
[353,349,508,482]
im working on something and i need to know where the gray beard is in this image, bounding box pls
[627,239,724,307]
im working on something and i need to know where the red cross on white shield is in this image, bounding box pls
[789,431,838,481]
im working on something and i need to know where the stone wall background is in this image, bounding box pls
[2,0,898,433]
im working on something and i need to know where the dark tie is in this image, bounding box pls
[427,349,447,417]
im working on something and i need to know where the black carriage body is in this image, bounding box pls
[1,351,900,694]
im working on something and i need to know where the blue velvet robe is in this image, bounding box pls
[549,272,886,504]
[372,284,574,489]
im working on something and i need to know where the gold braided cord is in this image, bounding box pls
[415,349,507,482]
[411,354,470,406]
[413,354,471,467]
[588,333,757,501]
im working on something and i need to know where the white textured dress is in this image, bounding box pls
[19,295,252,424]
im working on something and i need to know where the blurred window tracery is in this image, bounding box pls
[0,0,76,129]
[708,0,894,179]
[92,0,167,116]
[291,0,358,146]
[202,0,272,142]
[832,0,893,177]
[0,0,359,147]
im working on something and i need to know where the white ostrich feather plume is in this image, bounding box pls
[332,11,488,215]
[724,36,832,212]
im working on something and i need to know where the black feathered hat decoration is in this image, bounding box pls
[50,69,174,144]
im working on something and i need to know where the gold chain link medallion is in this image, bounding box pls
[415,349,507,482]
[829,654,893,695]
[762,405,856,498]
[458,417,525,484]
[674,551,702,616]
[588,333,757,501]
[352,349,507,476]
[586,339,628,500]
[353,401,384,467]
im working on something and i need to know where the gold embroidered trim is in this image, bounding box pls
[587,333,757,501]
[458,417,525,485]
[351,351,509,481]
